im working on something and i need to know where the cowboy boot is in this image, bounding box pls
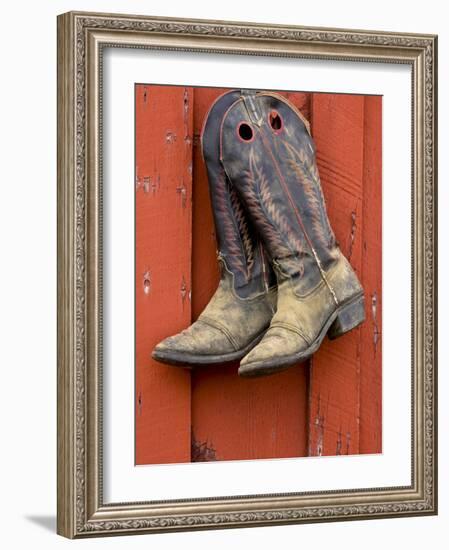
[219,90,365,377]
[152,90,276,367]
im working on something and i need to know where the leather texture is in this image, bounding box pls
[220,90,365,377]
[201,89,276,298]
[152,268,277,365]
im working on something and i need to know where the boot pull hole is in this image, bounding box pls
[237,122,254,142]
[269,110,283,133]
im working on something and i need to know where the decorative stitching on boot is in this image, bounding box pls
[256,92,312,135]
[256,123,340,307]
[269,321,311,345]
[213,170,249,279]
[228,181,255,277]
[240,150,304,263]
[198,317,240,351]
[283,141,336,253]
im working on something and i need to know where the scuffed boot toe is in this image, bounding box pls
[238,327,309,377]
[152,319,240,367]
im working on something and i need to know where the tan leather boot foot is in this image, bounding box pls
[152,270,276,367]
[238,254,365,377]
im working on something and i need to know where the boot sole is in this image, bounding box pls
[151,329,268,368]
[238,293,365,378]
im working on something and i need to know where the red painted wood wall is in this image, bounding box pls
[135,85,382,464]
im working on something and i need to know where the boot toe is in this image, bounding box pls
[239,327,308,377]
[152,319,237,364]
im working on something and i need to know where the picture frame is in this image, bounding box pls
[57,10,437,538]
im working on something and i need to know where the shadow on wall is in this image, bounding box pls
[24,515,56,533]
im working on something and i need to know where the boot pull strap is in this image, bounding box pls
[240,89,263,127]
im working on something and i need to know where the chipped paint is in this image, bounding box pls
[371,291,380,355]
[183,89,193,146]
[176,181,187,209]
[152,175,160,194]
[313,393,325,456]
[336,429,342,455]
[348,210,357,260]
[191,431,217,462]
[180,275,187,306]
[143,270,151,295]
[138,391,143,416]
[135,84,194,465]
[346,431,351,455]
[153,175,161,194]
[183,90,190,125]
[137,175,160,194]
[166,131,177,144]
[143,176,151,194]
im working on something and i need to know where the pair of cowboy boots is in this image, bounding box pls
[152,89,365,378]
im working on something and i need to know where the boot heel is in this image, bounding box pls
[328,295,365,340]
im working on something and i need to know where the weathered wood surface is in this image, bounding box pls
[135,85,193,465]
[135,86,382,464]
[359,96,382,454]
[307,94,382,457]
[307,93,365,457]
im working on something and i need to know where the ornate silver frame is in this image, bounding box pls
[57,11,438,538]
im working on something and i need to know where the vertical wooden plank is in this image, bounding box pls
[308,93,365,457]
[191,366,308,461]
[191,89,310,462]
[135,84,193,464]
[359,96,383,453]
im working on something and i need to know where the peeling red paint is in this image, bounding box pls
[138,391,143,416]
[191,431,217,462]
[180,275,187,306]
[143,270,151,295]
[143,176,151,194]
[371,291,380,355]
[313,393,326,457]
[166,131,177,144]
[346,431,351,455]
[348,210,357,260]
[336,429,342,455]
[176,181,187,208]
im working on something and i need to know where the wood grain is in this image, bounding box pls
[359,96,383,454]
[307,93,365,457]
[135,84,193,465]
[191,365,308,461]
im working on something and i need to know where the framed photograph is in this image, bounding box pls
[57,11,437,538]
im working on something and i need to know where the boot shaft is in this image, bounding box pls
[219,90,338,296]
[201,90,275,298]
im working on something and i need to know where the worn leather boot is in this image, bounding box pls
[220,90,365,377]
[152,90,276,367]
